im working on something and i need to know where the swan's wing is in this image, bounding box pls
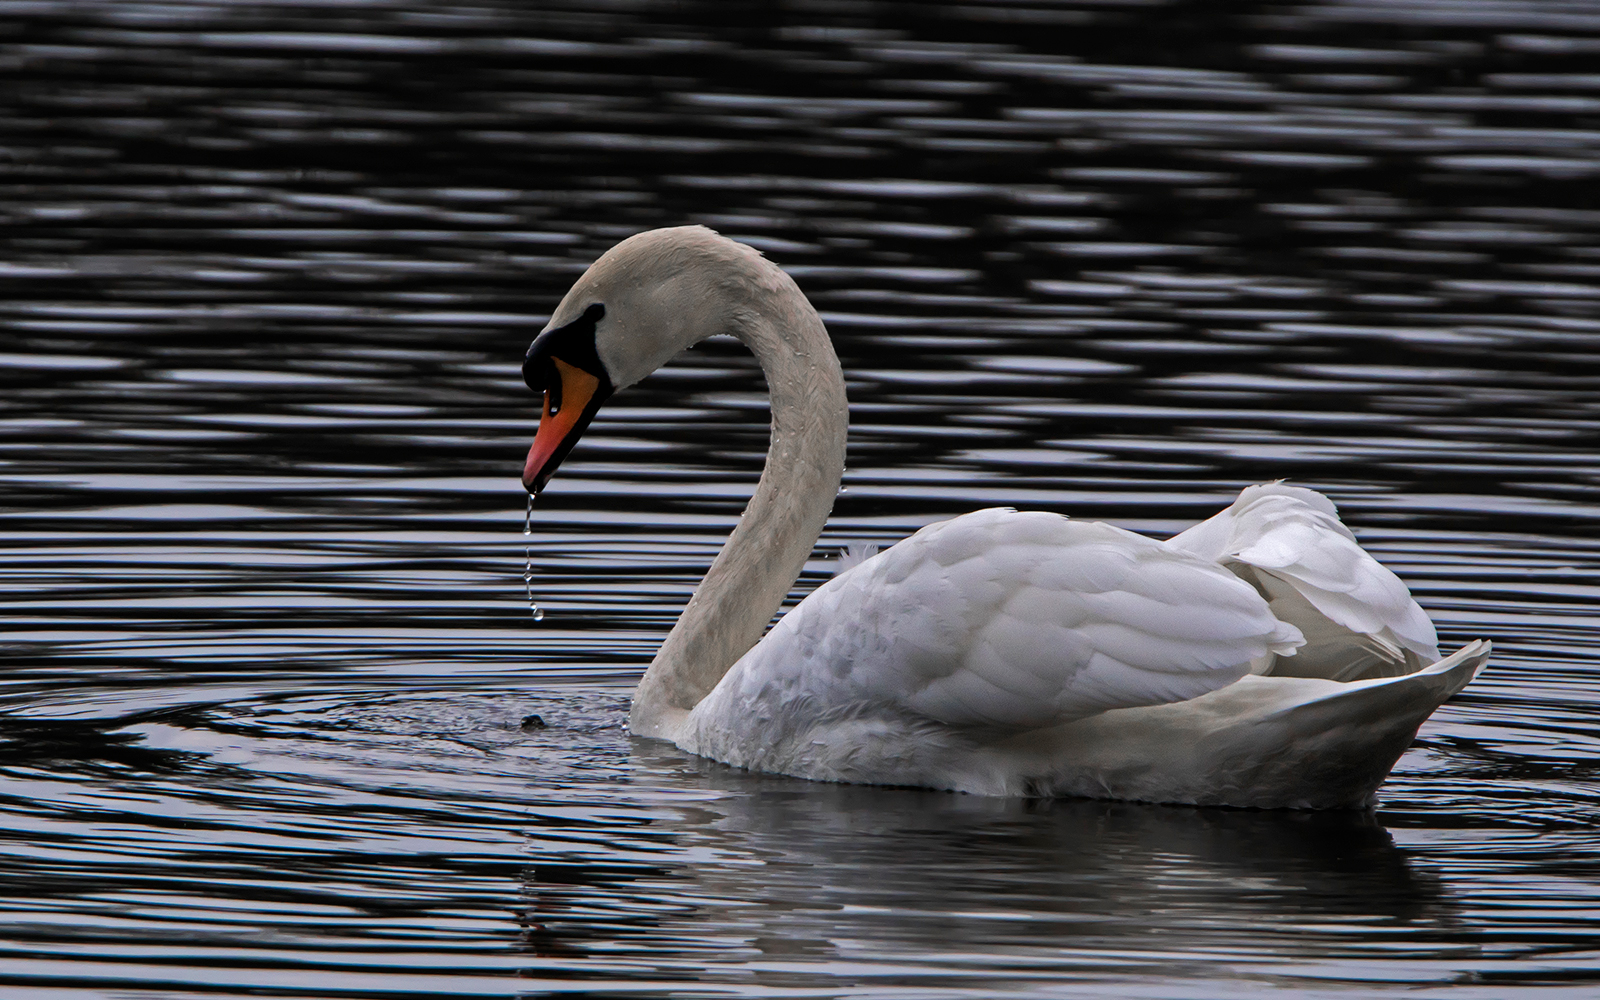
[721,508,1302,731]
[1167,483,1439,679]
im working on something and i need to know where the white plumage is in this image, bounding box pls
[682,495,1483,806]
[1169,482,1440,681]
[523,226,1489,808]
[704,510,1299,733]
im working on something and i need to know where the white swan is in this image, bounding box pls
[520,225,1489,809]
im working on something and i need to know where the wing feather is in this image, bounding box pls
[718,508,1302,733]
[1167,483,1439,680]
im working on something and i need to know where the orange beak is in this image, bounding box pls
[522,358,602,494]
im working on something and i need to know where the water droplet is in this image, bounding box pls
[837,486,848,495]
[522,540,543,622]
[524,493,533,536]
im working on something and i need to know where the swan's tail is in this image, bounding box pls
[1220,639,1491,808]
[1268,639,1489,725]
[1040,641,1490,808]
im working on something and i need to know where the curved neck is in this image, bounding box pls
[629,290,847,738]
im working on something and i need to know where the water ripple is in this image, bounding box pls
[3,0,1600,996]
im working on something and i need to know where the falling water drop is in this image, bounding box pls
[523,494,543,621]
[525,551,545,622]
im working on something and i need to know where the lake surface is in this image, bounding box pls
[3,0,1600,996]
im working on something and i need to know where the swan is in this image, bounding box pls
[519,225,1489,808]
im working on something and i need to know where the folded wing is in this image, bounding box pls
[726,508,1303,731]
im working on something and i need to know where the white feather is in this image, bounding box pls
[687,508,1305,771]
[1168,483,1439,680]
[834,543,879,574]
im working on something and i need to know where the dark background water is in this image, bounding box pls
[3,1,1600,996]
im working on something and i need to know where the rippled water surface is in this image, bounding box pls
[4,0,1600,996]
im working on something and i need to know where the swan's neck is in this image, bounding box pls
[628,290,847,739]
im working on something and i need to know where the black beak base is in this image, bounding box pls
[523,302,610,408]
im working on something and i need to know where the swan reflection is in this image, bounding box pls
[515,741,1456,983]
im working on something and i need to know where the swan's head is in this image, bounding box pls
[520,225,776,493]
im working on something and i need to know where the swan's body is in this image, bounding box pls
[521,226,1488,808]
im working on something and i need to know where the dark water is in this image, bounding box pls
[3,0,1600,996]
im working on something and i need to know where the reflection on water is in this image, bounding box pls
[526,776,1461,995]
[3,0,1600,996]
